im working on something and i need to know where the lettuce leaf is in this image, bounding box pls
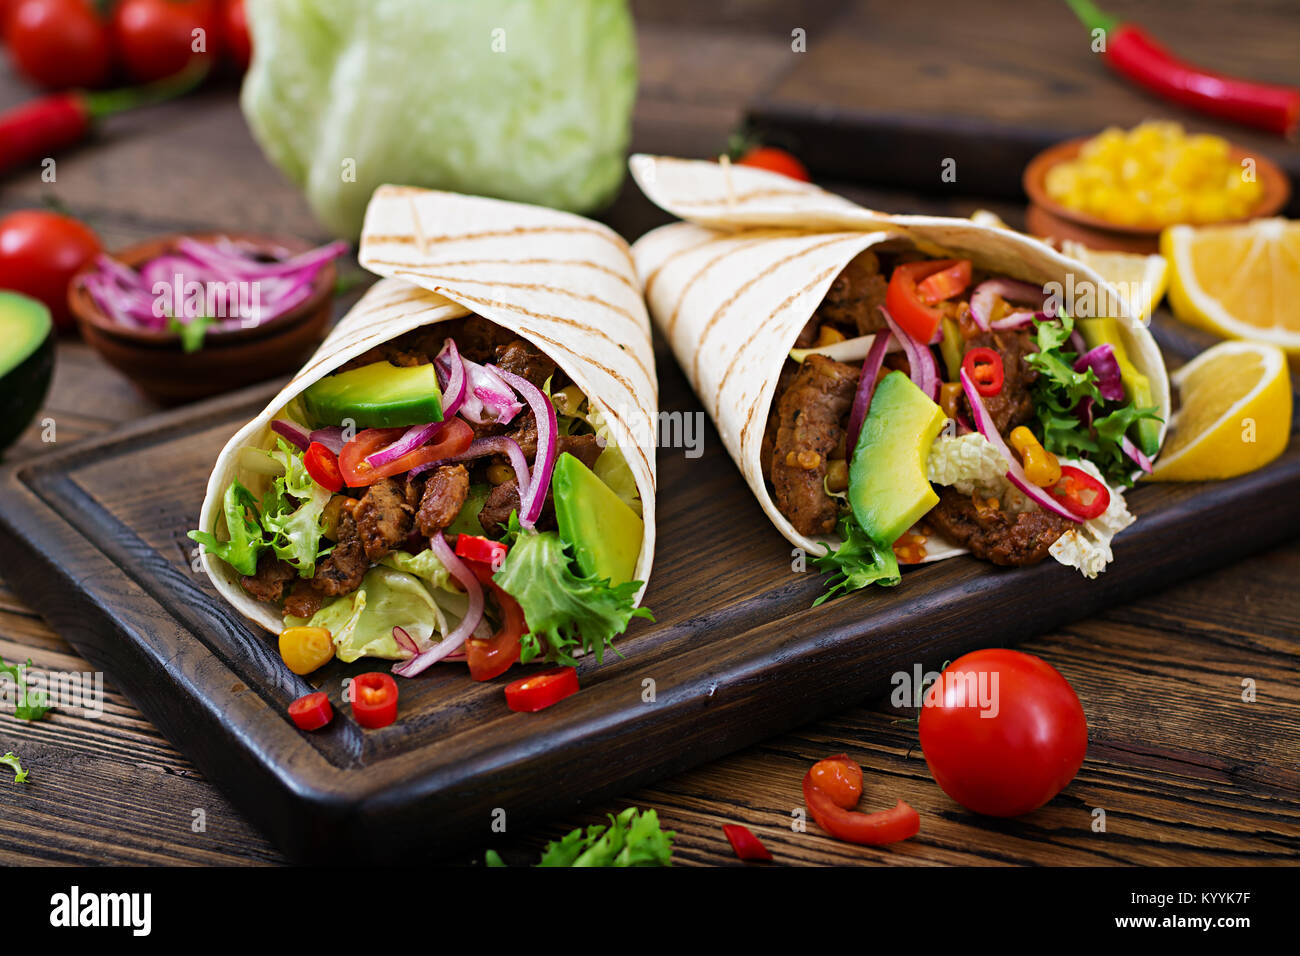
[1,752,28,784]
[260,439,333,576]
[537,808,674,867]
[493,514,652,666]
[812,515,902,606]
[188,478,268,577]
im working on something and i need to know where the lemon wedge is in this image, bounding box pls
[1162,219,1300,357]
[1149,340,1291,481]
[1058,241,1168,323]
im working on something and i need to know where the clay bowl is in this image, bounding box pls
[1023,136,1291,254]
[69,232,338,405]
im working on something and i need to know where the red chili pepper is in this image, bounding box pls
[454,534,508,571]
[722,824,773,862]
[0,62,209,178]
[1049,465,1111,521]
[351,672,399,729]
[504,667,579,713]
[802,760,920,846]
[962,347,1004,397]
[303,441,344,493]
[1067,0,1300,137]
[287,692,333,732]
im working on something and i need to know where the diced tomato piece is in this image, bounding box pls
[802,756,920,846]
[337,420,473,487]
[885,259,969,343]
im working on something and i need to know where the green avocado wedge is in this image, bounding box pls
[0,292,55,456]
[1077,317,1162,457]
[552,451,643,586]
[300,360,443,429]
[848,371,947,547]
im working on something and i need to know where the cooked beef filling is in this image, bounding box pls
[478,433,604,537]
[960,329,1041,437]
[926,486,1070,567]
[241,552,295,603]
[311,510,368,595]
[354,477,417,561]
[416,464,470,536]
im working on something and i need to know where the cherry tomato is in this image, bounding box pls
[808,754,864,809]
[220,0,250,71]
[802,760,920,846]
[918,648,1087,817]
[112,0,220,84]
[735,146,810,182]
[885,259,968,344]
[504,667,579,713]
[0,210,101,330]
[288,692,332,732]
[350,672,398,729]
[303,441,344,493]
[5,0,112,90]
[722,824,773,862]
[916,259,972,304]
[338,419,473,487]
[962,346,1005,397]
[1049,466,1111,521]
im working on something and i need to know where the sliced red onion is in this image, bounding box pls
[1121,435,1154,474]
[309,426,346,455]
[970,279,1047,332]
[392,626,418,654]
[989,310,1044,331]
[434,339,467,419]
[408,436,530,491]
[271,419,311,450]
[1068,329,1088,356]
[844,328,893,458]
[492,367,557,528]
[456,358,524,425]
[176,237,348,280]
[366,421,446,469]
[960,367,1081,524]
[880,306,939,401]
[393,534,484,678]
[1073,344,1125,402]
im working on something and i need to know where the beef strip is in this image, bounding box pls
[815,250,889,336]
[240,553,295,603]
[557,433,603,470]
[283,580,324,619]
[353,478,415,561]
[416,464,470,536]
[961,328,1040,438]
[494,339,557,388]
[476,434,605,537]
[926,486,1068,567]
[311,510,368,595]
[769,354,859,536]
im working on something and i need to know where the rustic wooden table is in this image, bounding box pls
[0,1,1297,866]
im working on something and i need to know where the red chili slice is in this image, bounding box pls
[722,824,773,862]
[1049,465,1111,520]
[802,757,920,846]
[288,691,333,731]
[455,534,508,571]
[504,667,579,713]
[351,672,398,729]
[303,441,344,493]
[961,347,1004,397]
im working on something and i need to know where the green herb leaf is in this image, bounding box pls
[0,656,50,721]
[494,513,653,666]
[536,808,675,867]
[188,479,268,577]
[812,515,902,606]
[167,313,215,353]
[1,752,29,784]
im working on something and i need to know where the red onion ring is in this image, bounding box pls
[271,419,311,450]
[408,436,530,489]
[1121,435,1154,474]
[492,367,558,528]
[880,306,940,401]
[309,426,346,455]
[366,421,446,469]
[392,534,484,678]
[435,339,467,419]
[844,330,893,458]
[970,279,1047,332]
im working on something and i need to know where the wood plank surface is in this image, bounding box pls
[0,0,1297,866]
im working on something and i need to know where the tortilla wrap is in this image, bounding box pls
[198,187,657,634]
[627,154,1169,558]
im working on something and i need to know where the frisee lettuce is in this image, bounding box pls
[188,479,268,577]
[812,515,902,606]
[1026,314,1160,486]
[1,752,28,784]
[493,513,652,666]
[486,807,675,867]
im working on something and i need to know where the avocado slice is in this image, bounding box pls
[300,360,442,429]
[848,371,947,546]
[1078,317,1162,457]
[552,452,643,586]
[0,292,54,455]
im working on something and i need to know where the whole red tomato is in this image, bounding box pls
[735,146,811,182]
[5,0,113,90]
[918,648,1087,818]
[220,0,250,71]
[112,0,221,83]
[0,211,101,331]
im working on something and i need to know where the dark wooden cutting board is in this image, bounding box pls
[745,0,1300,212]
[0,325,1297,863]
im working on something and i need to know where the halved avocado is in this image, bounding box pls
[0,292,54,456]
[300,360,443,428]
